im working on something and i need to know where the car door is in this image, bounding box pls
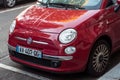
[105,0,120,47]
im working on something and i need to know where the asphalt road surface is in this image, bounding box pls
[0,1,120,80]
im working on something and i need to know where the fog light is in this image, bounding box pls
[51,61,61,68]
[65,46,76,54]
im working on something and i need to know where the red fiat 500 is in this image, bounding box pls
[8,0,120,76]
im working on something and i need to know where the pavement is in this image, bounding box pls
[98,63,120,80]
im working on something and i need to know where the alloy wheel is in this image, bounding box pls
[92,44,109,72]
[87,40,110,76]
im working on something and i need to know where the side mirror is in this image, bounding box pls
[117,0,120,5]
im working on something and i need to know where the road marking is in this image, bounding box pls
[98,63,120,80]
[0,63,50,80]
[0,5,31,14]
[0,55,9,60]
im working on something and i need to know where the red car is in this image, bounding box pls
[8,0,120,76]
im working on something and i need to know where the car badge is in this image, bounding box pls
[27,37,32,44]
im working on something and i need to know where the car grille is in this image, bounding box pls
[9,50,61,68]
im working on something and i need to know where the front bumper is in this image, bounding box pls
[8,44,73,61]
[8,44,86,73]
[8,44,73,68]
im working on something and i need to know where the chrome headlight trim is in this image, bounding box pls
[59,29,77,44]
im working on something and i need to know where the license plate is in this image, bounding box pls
[16,46,42,58]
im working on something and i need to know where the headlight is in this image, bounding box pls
[9,20,16,34]
[59,29,77,44]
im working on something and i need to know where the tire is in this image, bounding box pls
[4,0,16,8]
[87,40,111,77]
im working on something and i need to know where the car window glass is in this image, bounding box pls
[112,0,117,3]
[39,0,102,10]
[50,0,102,9]
[107,0,118,7]
[106,0,114,7]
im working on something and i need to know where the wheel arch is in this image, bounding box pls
[94,35,112,50]
[88,35,112,60]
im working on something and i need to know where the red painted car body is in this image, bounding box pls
[8,0,120,75]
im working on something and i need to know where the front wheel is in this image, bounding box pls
[87,40,111,77]
[4,0,16,8]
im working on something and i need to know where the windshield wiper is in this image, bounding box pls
[48,3,85,10]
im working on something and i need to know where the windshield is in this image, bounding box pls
[38,0,102,10]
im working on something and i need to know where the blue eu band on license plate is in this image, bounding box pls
[16,46,42,58]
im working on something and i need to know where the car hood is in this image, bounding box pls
[16,5,100,33]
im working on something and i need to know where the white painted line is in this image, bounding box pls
[0,55,9,60]
[0,63,50,80]
[98,63,120,80]
[0,5,31,14]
